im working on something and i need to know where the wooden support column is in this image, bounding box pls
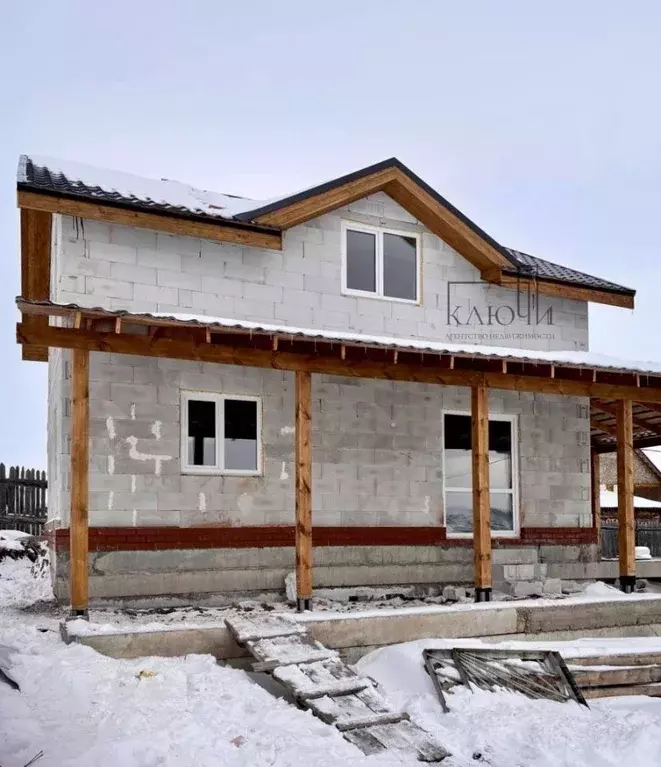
[590,447,601,558]
[472,383,492,602]
[70,349,90,617]
[295,370,312,611]
[616,399,636,593]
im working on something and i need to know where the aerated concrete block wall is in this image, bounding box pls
[52,192,589,352]
[46,191,594,599]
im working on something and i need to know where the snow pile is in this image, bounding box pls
[0,531,52,606]
[580,581,628,599]
[358,639,661,766]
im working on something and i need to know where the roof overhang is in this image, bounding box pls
[16,300,661,443]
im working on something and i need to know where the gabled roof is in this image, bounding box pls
[16,154,635,308]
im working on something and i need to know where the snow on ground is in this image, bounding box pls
[357,639,661,766]
[0,541,411,766]
[4,537,661,766]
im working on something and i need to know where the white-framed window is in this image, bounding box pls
[180,391,262,475]
[442,411,519,538]
[341,221,421,303]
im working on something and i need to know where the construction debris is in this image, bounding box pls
[423,648,588,712]
[226,614,449,762]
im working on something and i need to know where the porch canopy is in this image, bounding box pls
[17,297,661,613]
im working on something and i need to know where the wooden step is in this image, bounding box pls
[304,686,406,731]
[273,658,370,700]
[247,634,337,672]
[225,613,305,644]
[344,719,450,762]
[571,665,661,688]
[582,683,661,699]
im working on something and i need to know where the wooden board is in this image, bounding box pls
[343,718,450,762]
[305,686,405,730]
[273,657,369,699]
[225,613,304,644]
[247,634,337,671]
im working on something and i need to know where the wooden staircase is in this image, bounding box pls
[225,614,449,762]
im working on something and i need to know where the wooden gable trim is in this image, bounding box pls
[493,272,634,309]
[17,190,282,251]
[20,208,51,362]
[251,165,512,274]
[248,163,634,309]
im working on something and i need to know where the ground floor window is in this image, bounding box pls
[443,412,518,536]
[181,391,261,475]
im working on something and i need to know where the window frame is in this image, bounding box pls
[341,220,422,305]
[442,410,519,539]
[180,390,263,476]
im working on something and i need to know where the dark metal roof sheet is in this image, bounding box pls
[18,154,634,298]
[505,248,633,295]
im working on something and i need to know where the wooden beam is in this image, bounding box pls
[472,384,492,600]
[591,448,601,557]
[17,322,661,404]
[593,399,661,435]
[295,370,312,611]
[18,190,282,251]
[616,399,636,591]
[493,273,634,310]
[70,348,90,616]
[20,208,51,362]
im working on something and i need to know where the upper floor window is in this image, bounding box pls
[341,222,420,303]
[181,391,262,475]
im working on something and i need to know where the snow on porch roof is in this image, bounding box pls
[26,300,661,378]
[600,487,661,509]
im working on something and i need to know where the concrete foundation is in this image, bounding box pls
[67,595,661,663]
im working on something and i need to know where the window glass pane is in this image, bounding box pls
[346,229,376,293]
[383,233,417,300]
[187,399,216,466]
[445,490,472,534]
[489,420,512,490]
[490,492,514,531]
[224,399,258,471]
[444,414,471,488]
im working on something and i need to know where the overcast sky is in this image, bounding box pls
[2,1,660,469]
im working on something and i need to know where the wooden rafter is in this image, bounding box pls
[592,400,661,435]
[15,305,661,404]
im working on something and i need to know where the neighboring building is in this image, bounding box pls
[600,449,661,505]
[14,154,661,610]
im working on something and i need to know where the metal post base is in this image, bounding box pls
[619,575,636,594]
[296,598,312,612]
[474,587,492,603]
[68,608,89,620]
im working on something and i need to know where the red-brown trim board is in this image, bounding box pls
[47,525,599,552]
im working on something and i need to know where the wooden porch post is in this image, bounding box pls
[70,348,90,617]
[295,370,312,611]
[616,399,636,592]
[472,383,492,602]
[590,447,601,557]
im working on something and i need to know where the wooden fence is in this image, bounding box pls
[0,464,47,535]
[602,520,661,559]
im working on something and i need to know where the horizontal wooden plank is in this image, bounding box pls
[17,322,661,403]
[495,273,634,309]
[17,190,282,250]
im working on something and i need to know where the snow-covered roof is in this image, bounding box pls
[16,154,634,298]
[29,299,661,377]
[642,447,661,475]
[17,154,263,221]
[600,487,661,509]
